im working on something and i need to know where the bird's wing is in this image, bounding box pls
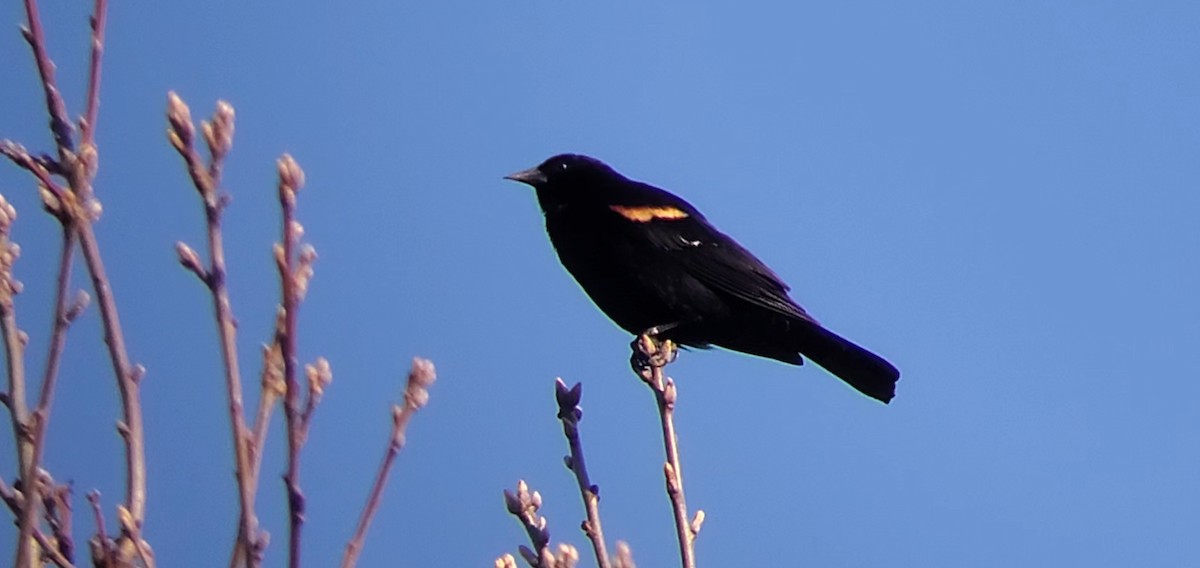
[641,216,818,324]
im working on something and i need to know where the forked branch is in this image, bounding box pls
[169,93,265,567]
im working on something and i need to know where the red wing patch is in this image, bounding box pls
[609,205,690,222]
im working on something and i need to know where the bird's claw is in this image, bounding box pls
[630,331,678,375]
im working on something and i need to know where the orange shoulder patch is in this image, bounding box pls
[608,205,690,222]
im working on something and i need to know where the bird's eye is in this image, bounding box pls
[559,162,569,171]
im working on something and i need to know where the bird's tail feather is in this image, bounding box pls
[791,321,899,403]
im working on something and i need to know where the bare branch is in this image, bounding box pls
[0,141,69,214]
[341,357,436,568]
[74,218,147,550]
[10,2,144,562]
[19,0,76,154]
[632,334,702,568]
[553,379,611,568]
[85,492,113,567]
[229,321,285,568]
[79,0,108,153]
[169,94,265,567]
[0,194,40,568]
[250,326,285,485]
[275,154,309,568]
[19,224,82,567]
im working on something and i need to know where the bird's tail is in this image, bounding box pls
[791,320,899,404]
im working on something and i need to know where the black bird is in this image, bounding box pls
[505,154,899,403]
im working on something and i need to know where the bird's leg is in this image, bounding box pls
[630,325,679,376]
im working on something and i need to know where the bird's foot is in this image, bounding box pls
[630,329,678,375]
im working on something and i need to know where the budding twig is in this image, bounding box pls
[18,224,84,568]
[80,0,107,152]
[169,94,267,567]
[75,204,147,555]
[504,480,570,568]
[275,154,311,568]
[0,194,38,567]
[341,358,436,568]
[85,492,114,567]
[632,334,703,568]
[12,2,146,562]
[0,475,75,567]
[0,141,68,211]
[553,379,612,568]
[20,0,76,154]
[613,541,636,568]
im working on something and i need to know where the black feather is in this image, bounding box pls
[506,153,900,403]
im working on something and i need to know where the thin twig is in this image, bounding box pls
[229,324,284,568]
[0,141,69,207]
[0,477,75,568]
[0,194,39,568]
[170,94,264,567]
[42,481,75,566]
[75,220,146,534]
[250,331,284,485]
[13,0,143,562]
[18,225,83,567]
[553,379,611,568]
[33,226,81,426]
[20,0,76,154]
[80,0,107,151]
[85,492,113,567]
[341,358,436,568]
[632,334,703,568]
[275,155,307,568]
[503,480,554,568]
[298,355,326,437]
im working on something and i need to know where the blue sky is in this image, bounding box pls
[2,1,1198,566]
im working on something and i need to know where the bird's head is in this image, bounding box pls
[504,154,621,190]
[505,154,629,214]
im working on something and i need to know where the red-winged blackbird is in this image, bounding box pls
[506,154,899,403]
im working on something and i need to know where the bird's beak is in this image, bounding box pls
[503,166,547,186]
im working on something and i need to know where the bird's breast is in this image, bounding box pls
[542,208,727,334]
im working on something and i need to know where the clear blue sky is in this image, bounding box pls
[2,1,1198,566]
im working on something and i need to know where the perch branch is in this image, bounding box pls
[632,334,703,568]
